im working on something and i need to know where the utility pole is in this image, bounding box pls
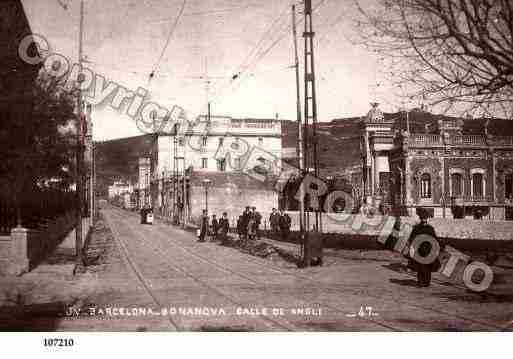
[292,4,306,260]
[75,0,85,263]
[173,123,178,224]
[303,0,320,228]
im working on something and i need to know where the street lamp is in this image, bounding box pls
[202,178,211,214]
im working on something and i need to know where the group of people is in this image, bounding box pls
[236,206,262,240]
[198,210,230,243]
[269,208,292,241]
[198,206,293,243]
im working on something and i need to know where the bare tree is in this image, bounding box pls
[354,0,513,118]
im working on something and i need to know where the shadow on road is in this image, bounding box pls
[389,278,418,287]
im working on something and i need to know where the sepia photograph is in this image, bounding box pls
[0,0,512,346]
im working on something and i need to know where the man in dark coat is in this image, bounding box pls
[269,208,280,238]
[219,212,230,245]
[252,207,262,240]
[279,210,291,241]
[211,214,219,242]
[199,210,209,242]
[242,206,251,239]
[408,208,441,287]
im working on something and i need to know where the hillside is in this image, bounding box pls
[95,134,155,196]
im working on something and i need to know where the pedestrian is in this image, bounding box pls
[408,208,441,287]
[247,210,257,241]
[269,208,280,238]
[211,214,219,242]
[199,210,209,242]
[242,206,251,240]
[236,215,244,240]
[219,212,230,245]
[251,206,262,240]
[279,210,291,241]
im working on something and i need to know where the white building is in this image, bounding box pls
[107,181,133,199]
[151,115,282,179]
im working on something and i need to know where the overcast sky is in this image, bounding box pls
[22,0,402,141]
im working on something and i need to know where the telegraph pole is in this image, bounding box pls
[173,123,178,224]
[304,0,321,231]
[75,0,85,263]
[292,4,306,260]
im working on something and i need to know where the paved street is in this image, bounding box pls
[2,204,511,331]
[46,205,510,331]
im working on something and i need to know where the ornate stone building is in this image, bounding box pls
[360,104,513,220]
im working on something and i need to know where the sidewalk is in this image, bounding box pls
[29,217,92,277]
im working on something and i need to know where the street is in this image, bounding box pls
[48,205,511,331]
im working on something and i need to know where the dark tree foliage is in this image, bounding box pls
[0,73,77,200]
[355,0,513,118]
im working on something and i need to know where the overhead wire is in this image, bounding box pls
[148,0,187,83]
[209,0,330,106]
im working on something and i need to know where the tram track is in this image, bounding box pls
[107,206,508,331]
[105,211,181,331]
[108,207,401,331]
[107,208,296,331]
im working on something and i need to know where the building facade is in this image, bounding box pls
[151,115,282,176]
[360,104,513,220]
[144,115,282,220]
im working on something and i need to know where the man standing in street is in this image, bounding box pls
[199,210,209,242]
[408,208,441,287]
[279,210,291,241]
[252,207,262,240]
[269,208,280,239]
[242,206,251,240]
[211,214,219,242]
[219,212,230,245]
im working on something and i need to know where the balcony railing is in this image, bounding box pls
[410,134,443,146]
[452,135,486,146]
[409,134,490,147]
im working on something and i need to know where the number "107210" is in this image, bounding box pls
[43,338,74,347]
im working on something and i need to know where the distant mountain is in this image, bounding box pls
[94,134,155,197]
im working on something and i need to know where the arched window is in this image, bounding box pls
[420,173,431,199]
[451,173,463,197]
[472,173,484,199]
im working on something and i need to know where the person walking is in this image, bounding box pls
[251,207,262,240]
[408,209,441,287]
[219,212,230,245]
[269,208,280,238]
[211,214,219,242]
[199,210,209,242]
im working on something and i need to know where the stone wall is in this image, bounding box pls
[261,211,513,241]
[0,212,77,276]
[189,185,278,225]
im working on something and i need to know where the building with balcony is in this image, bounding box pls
[145,115,282,221]
[360,104,513,220]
